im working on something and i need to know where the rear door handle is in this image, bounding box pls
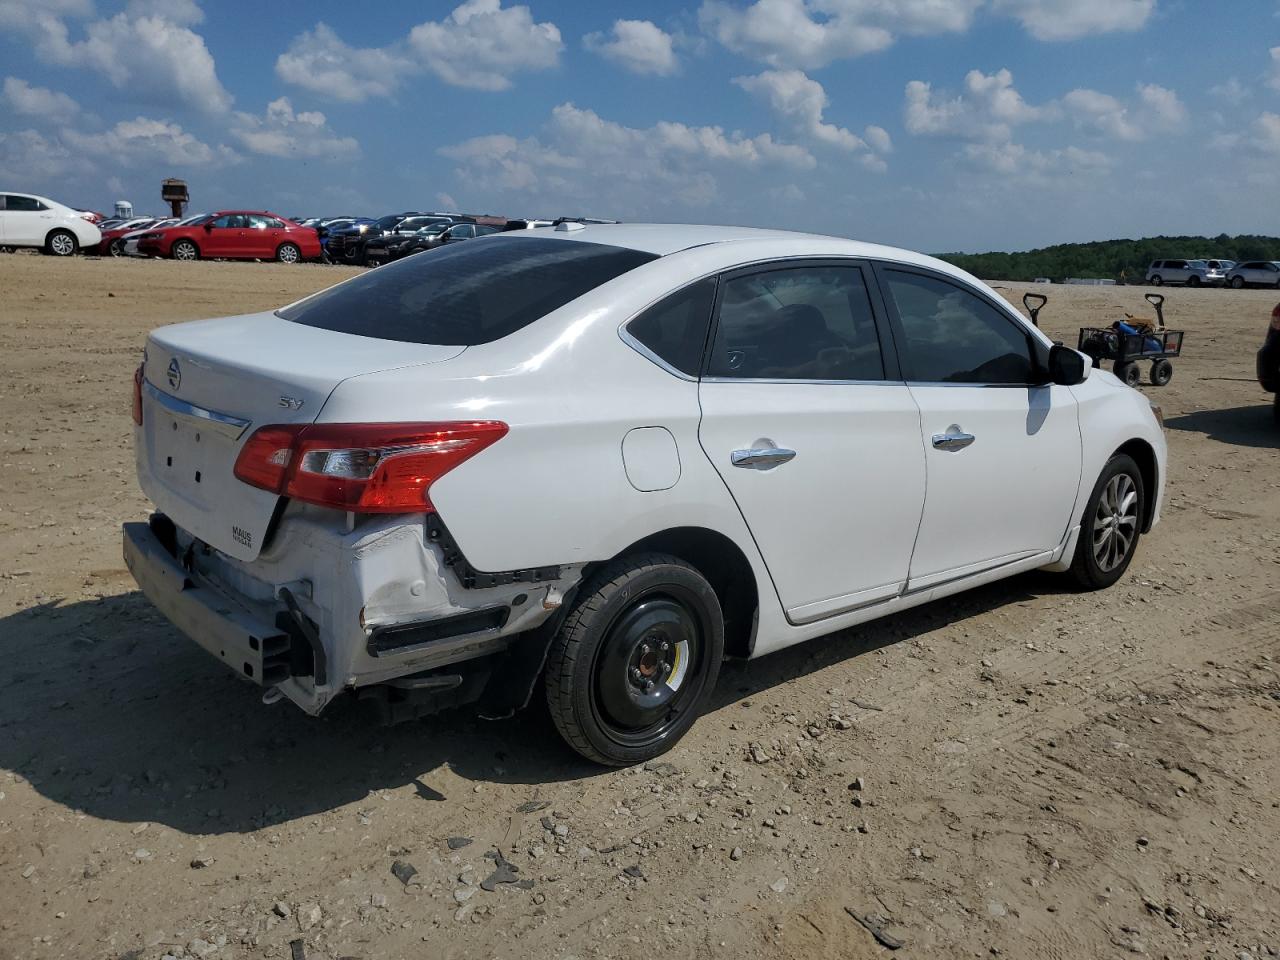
[932,432,975,451]
[731,446,797,469]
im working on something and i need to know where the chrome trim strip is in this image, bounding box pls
[618,327,698,382]
[143,381,251,440]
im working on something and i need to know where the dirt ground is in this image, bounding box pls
[1,252,1278,960]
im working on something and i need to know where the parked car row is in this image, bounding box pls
[1144,258,1280,288]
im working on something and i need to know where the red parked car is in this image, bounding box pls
[135,211,322,263]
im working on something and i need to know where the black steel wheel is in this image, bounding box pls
[545,553,724,766]
[1150,275,1163,286]
[1149,359,1173,386]
[1069,453,1145,590]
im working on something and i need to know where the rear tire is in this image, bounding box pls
[1114,361,1142,386]
[1231,276,1245,289]
[171,239,198,261]
[1186,275,1200,288]
[1273,392,1280,426]
[544,554,724,766]
[1149,359,1173,386]
[1069,454,1145,590]
[46,229,77,257]
[109,238,125,257]
[276,242,301,264]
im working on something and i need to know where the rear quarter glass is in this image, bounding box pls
[278,237,657,346]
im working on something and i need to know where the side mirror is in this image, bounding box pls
[203,222,213,231]
[1048,344,1087,386]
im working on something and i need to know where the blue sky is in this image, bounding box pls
[1,0,1277,251]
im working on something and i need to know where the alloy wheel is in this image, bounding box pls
[50,233,75,256]
[1092,473,1139,572]
[173,241,197,261]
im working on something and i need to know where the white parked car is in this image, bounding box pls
[0,191,101,255]
[123,224,1167,765]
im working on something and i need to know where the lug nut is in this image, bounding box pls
[630,667,642,681]
[644,680,655,693]
[659,641,670,653]
[639,643,651,656]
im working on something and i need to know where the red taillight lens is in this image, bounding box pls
[233,422,508,513]
[233,424,304,492]
[132,365,144,425]
[1271,303,1280,332]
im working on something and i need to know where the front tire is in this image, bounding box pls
[1150,275,1163,286]
[46,229,77,257]
[171,239,198,261]
[1069,454,1145,590]
[1149,359,1173,386]
[276,242,301,264]
[544,554,724,766]
[1186,275,1200,288]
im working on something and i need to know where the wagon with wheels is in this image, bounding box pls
[1077,293,1185,387]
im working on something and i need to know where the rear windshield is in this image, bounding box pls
[278,237,658,345]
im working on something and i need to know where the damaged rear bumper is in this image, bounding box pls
[123,511,583,719]
[123,519,294,686]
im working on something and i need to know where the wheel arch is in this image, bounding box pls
[1114,438,1158,533]
[44,227,77,252]
[605,526,760,660]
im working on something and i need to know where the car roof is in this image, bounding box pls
[497,222,969,277]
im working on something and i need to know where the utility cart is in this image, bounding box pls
[1077,293,1185,386]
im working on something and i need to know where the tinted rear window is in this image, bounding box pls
[278,237,658,345]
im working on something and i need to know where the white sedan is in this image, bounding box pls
[122,223,1166,765]
[0,191,101,255]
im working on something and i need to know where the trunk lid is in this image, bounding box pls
[137,311,464,561]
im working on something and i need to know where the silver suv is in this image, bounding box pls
[1145,259,1225,287]
[1226,260,1280,289]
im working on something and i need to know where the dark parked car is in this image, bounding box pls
[324,212,427,265]
[363,217,484,265]
[1258,302,1280,423]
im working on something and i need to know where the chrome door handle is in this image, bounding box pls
[731,446,797,469]
[932,432,975,451]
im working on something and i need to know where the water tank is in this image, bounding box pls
[114,200,133,219]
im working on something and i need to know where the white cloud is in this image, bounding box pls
[734,69,866,152]
[990,0,1154,42]
[863,124,892,153]
[1216,112,1280,157]
[962,140,1112,180]
[583,19,678,76]
[63,116,237,167]
[407,0,562,91]
[0,127,85,182]
[0,0,231,113]
[1062,83,1186,141]
[276,1,562,100]
[274,23,410,104]
[904,68,1047,142]
[702,0,972,69]
[439,102,813,210]
[1269,46,1280,92]
[231,97,360,160]
[700,0,1156,67]
[2,76,80,122]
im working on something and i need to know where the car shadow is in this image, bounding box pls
[1163,404,1278,448]
[0,573,1070,835]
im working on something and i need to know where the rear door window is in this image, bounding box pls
[279,237,657,345]
[707,265,885,381]
[626,278,717,377]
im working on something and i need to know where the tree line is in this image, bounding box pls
[935,234,1280,282]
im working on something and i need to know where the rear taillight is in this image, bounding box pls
[132,365,144,425]
[1271,303,1280,332]
[233,422,508,513]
